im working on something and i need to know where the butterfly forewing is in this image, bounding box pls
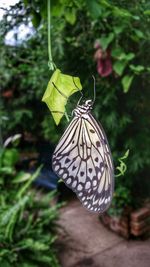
[52,100,114,213]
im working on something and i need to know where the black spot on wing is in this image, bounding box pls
[72,165,77,171]
[96,141,101,147]
[90,129,95,133]
[65,158,71,164]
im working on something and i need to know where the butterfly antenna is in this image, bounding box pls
[72,77,83,105]
[92,75,96,104]
[52,82,68,99]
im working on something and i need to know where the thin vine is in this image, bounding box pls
[47,0,56,71]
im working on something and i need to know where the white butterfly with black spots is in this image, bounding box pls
[52,99,114,213]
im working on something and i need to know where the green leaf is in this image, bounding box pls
[64,8,76,25]
[86,0,102,18]
[129,64,145,73]
[111,47,124,58]
[2,149,19,167]
[31,10,41,28]
[134,29,145,39]
[111,48,135,61]
[52,4,64,17]
[42,69,82,125]
[113,25,125,34]
[144,10,150,15]
[100,33,114,50]
[113,60,127,76]
[16,166,42,199]
[121,75,134,93]
[123,53,135,61]
[12,171,31,183]
[113,7,133,18]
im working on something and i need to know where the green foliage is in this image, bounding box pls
[121,75,134,93]
[0,147,60,267]
[108,186,132,216]
[99,33,115,51]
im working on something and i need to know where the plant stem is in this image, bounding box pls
[0,96,3,148]
[0,124,3,147]
[47,0,55,71]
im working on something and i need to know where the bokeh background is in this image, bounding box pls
[0,1,150,267]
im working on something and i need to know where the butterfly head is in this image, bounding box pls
[84,99,93,107]
[73,99,93,117]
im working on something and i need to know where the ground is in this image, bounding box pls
[57,198,150,267]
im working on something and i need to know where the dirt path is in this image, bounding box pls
[57,199,150,267]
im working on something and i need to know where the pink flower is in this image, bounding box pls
[94,45,112,77]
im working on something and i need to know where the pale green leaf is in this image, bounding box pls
[111,48,135,61]
[129,64,145,73]
[64,8,76,25]
[113,60,127,76]
[134,29,145,39]
[12,171,31,183]
[122,75,134,93]
[123,52,135,61]
[100,33,114,50]
[42,69,82,125]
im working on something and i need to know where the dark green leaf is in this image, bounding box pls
[86,0,102,18]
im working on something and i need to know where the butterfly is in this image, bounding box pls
[52,99,114,213]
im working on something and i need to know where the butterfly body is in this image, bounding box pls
[52,100,114,213]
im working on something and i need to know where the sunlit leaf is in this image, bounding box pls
[122,75,134,93]
[12,172,31,183]
[64,8,76,25]
[42,69,82,125]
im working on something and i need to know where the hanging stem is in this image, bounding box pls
[47,0,56,71]
[0,97,3,148]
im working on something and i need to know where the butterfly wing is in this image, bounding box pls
[52,113,114,213]
[76,114,114,212]
[52,116,86,192]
